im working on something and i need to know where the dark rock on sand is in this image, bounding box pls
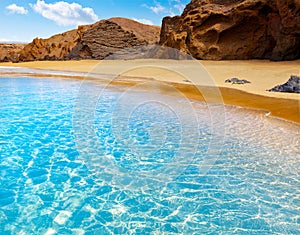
[268,75,300,93]
[225,78,251,84]
[159,0,300,61]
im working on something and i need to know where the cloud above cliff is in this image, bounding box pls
[148,2,166,14]
[173,0,185,13]
[30,0,99,26]
[144,0,186,16]
[6,4,28,15]
[133,18,154,25]
[0,38,9,43]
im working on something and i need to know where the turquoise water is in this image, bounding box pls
[0,77,299,234]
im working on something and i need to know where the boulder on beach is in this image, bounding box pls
[268,75,300,93]
[225,78,251,84]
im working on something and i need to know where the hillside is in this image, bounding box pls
[3,18,160,62]
[0,44,25,62]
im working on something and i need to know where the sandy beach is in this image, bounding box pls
[0,59,299,123]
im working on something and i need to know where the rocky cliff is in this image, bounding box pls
[17,27,88,62]
[0,44,25,62]
[109,17,160,44]
[14,18,160,62]
[159,0,300,60]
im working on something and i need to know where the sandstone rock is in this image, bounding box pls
[268,75,300,93]
[159,0,300,61]
[109,17,160,44]
[17,26,89,62]
[0,44,25,62]
[65,20,147,60]
[15,18,160,62]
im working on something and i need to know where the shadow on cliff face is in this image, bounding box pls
[108,44,193,60]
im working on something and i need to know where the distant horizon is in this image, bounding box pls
[0,0,188,43]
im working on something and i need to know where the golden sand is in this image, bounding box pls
[0,59,299,123]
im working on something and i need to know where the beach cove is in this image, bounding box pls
[1,59,299,123]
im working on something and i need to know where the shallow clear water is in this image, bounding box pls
[0,77,299,234]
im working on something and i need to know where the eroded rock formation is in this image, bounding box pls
[17,27,88,62]
[0,44,25,62]
[14,18,160,62]
[159,0,300,60]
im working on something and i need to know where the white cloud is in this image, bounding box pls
[174,3,185,13]
[143,1,186,16]
[133,18,154,25]
[6,4,28,15]
[143,2,166,14]
[150,3,166,14]
[30,0,99,26]
[0,39,25,43]
[171,0,186,14]
[0,38,9,43]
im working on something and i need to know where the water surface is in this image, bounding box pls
[0,77,299,234]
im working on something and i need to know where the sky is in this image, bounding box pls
[0,0,190,43]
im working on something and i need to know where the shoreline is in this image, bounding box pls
[0,59,299,124]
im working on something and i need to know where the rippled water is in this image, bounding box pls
[0,77,299,234]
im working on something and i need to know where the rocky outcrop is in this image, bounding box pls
[66,20,147,60]
[15,18,160,62]
[225,78,251,84]
[17,27,88,62]
[268,75,300,93]
[109,17,160,44]
[0,44,25,62]
[159,0,300,61]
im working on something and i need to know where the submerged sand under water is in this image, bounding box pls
[0,77,299,234]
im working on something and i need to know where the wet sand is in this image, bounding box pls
[0,59,299,123]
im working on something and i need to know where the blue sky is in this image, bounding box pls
[0,0,189,43]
